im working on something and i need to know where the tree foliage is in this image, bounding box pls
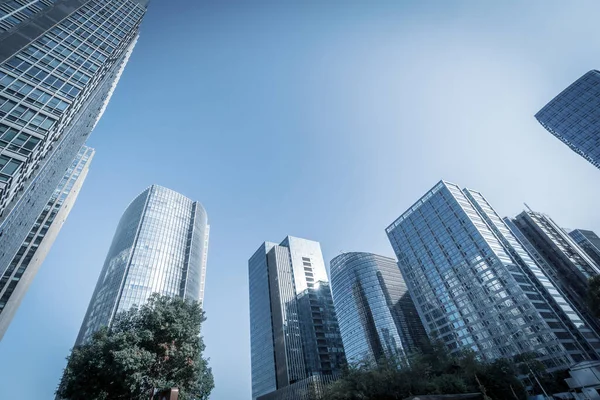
[322,341,535,400]
[588,275,600,319]
[56,294,214,400]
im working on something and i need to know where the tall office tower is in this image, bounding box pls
[386,181,580,370]
[536,70,600,169]
[329,252,427,365]
[463,192,600,361]
[570,229,600,267]
[0,145,93,339]
[508,210,600,341]
[0,0,148,327]
[75,185,209,345]
[249,237,345,400]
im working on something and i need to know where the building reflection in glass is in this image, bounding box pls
[249,236,345,400]
[330,252,427,365]
[386,181,578,371]
[75,185,209,345]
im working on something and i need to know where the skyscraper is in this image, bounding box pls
[535,70,600,169]
[570,229,600,267]
[249,237,345,400]
[386,181,580,370]
[0,145,93,339]
[508,210,600,344]
[463,194,600,361]
[0,0,147,327]
[75,185,209,345]
[329,252,427,365]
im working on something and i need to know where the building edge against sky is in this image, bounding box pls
[249,236,345,400]
[0,0,148,332]
[570,229,600,268]
[505,209,600,356]
[385,180,585,370]
[0,146,94,340]
[464,192,600,361]
[74,185,209,345]
[329,252,427,365]
[535,70,600,170]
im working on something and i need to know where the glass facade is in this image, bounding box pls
[508,211,600,351]
[0,145,93,339]
[386,181,573,371]
[256,375,338,400]
[249,242,278,399]
[330,252,427,365]
[0,1,59,34]
[75,185,209,345]
[464,190,600,361]
[0,0,147,326]
[535,70,600,169]
[249,237,345,400]
[570,229,600,268]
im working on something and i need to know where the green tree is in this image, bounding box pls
[322,342,531,400]
[512,352,569,396]
[56,294,214,400]
[478,358,527,400]
[588,275,600,319]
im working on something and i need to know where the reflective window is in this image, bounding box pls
[76,186,209,345]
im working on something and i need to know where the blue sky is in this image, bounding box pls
[1,1,600,399]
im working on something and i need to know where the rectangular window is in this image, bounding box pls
[1,159,21,175]
[0,98,17,114]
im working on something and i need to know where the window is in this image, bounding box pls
[0,97,17,114]
[6,57,31,72]
[0,155,22,180]
[0,125,18,143]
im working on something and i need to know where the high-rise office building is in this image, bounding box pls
[249,237,345,400]
[463,194,600,361]
[329,252,427,365]
[535,70,600,169]
[386,181,581,370]
[0,0,147,328]
[0,145,93,339]
[508,210,600,343]
[75,185,209,345]
[570,229,600,268]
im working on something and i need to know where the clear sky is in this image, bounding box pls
[1,1,600,399]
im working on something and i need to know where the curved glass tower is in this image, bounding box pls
[330,252,426,364]
[75,185,209,344]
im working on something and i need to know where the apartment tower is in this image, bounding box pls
[0,0,148,335]
[0,146,94,339]
[386,181,593,370]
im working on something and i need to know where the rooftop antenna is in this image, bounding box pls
[524,203,533,212]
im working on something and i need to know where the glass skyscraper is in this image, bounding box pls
[464,195,600,362]
[535,70,600,169]
[249,236,345,400]
[570,229,600,268]
[329,252,427,365]
[0,145,93,339]
[507,210,600,351]
[75,185,209,345]
[386,181,579,370]
[0,0,147,331]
